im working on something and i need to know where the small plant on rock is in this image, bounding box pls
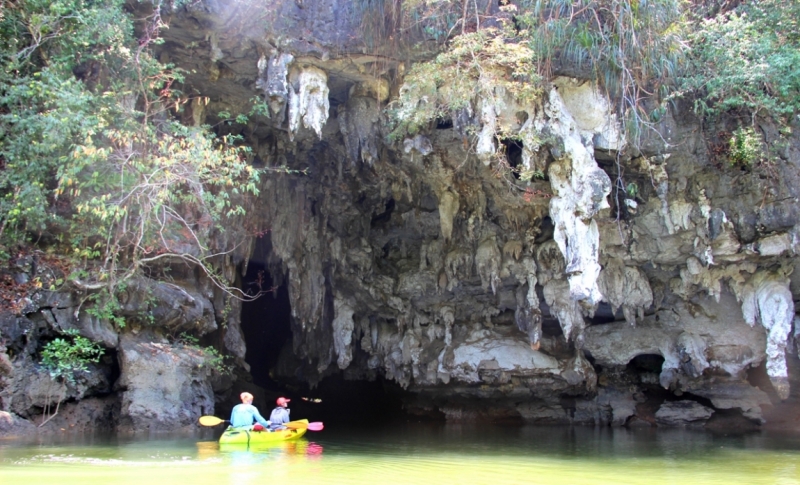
[728,126,762,169]
[40,329,104,383]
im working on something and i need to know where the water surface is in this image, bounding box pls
[1,424,799,484]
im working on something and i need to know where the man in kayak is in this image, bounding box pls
[230,392,271,431]
[269,396,291,430]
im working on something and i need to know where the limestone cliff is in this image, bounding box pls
[1,0,799,433]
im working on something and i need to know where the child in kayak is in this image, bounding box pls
[269,397,291,430]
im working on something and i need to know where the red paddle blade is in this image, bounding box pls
[306,422,324,431]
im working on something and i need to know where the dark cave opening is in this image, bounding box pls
[371,198,395,228]
[237,239,412,425]
[501,138,523,179]
[288,374,409,426]
[627,353,665,374]
[589,302,619,324]
[436,117,453,129]
[240,260,293,390]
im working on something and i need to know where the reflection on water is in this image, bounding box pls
[1,424,799,485]
[201,439,324,458]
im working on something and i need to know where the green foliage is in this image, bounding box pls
[389,25,541,138]
[0,0,263,304]
[84,288,126,328]
[176,332,232,375]
[388,0,685,147]
[41,328,104,382]
[625,182,639,199]
[727,126,762,168]
[682,0,800,122]
[517,0,686,143]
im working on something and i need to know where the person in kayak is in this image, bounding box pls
[269,397,291,429]
[230,392,271,430]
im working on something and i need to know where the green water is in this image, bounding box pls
[1,424,799,484]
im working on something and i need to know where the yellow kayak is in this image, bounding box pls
[219,419,308,445]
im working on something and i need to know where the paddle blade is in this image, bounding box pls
[284,421,307,430]
[285,420,324,431]
[198,415,226,427]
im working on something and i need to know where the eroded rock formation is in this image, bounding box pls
[1,0,800,433]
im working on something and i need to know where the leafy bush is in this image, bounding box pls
[389,25,540,138]
[388,0,686,147]
[41,328,104,382]
[515,0,686,141]
[727,126,762,168]
[0,0,263,308]
[682,0,800,122]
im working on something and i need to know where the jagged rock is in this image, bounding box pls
[438,190,460,243]
[117,334,214,431]
[583,292,766,390]
[598,259,653,326]
[739,272,795,399]
[446,327,562,384]
[551,77,624,152]
[542,84,612,307]
[475,235,501,294]
[655,401,714,427]
[676,331,710,378]
[34,396,118,432]
[403,135,433,157]
[5,0,800,432]
[81,278,217,337]
[332,295,355,369]
[9,360,111,418]
[543,278,586,345]
[287,65,329,140]
[257,52,294,122]
[596,387,637,426]
[514,257,542,348]
[688,380,770,423]
[339,96,381,165]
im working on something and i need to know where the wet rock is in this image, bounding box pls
[0,411,35,435]
[655,401,714,427]
[596,387,637,426]
[688,380,770,423]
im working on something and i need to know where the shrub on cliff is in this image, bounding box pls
[0,0,261,306]
[386,0,686,147]
[681,0,800,123]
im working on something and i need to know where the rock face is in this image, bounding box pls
[0,275,224,432]
[1,0,800,432]
[117,334,215,432]
[655,401,714,427]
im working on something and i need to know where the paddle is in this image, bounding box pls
[199,415,323,431]
[285,420,324,431]
[199,415,228,427]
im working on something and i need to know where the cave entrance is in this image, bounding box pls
[238,239,410,425]
[240,256,292,390]
[293,375,409,425]
[627,353,665,374]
